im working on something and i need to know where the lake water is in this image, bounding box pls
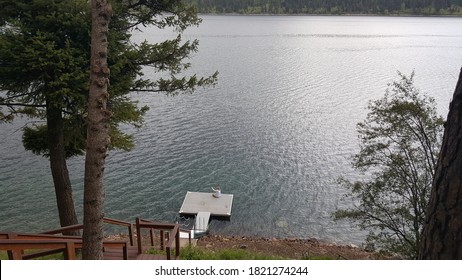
[1,15,462,246]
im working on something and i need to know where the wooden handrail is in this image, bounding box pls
[135,218,182,260]
[102,217,134,246]
[103,217,132,226]
[40,217,134,246]
[2,232,81,240]
[0,239,80,260]
[164,224,180,260]
[137,219,179,230]
[100,241,129,260]
[140,218,191,243]
[1,216,189,260]
[0,232,129,260]
[41,224,83,235]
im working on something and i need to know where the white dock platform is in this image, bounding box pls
[179,191,233,217]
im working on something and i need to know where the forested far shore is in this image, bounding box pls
[187,0,462,15]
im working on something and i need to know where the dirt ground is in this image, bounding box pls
[108,233,395,260]
[195,234,394,260]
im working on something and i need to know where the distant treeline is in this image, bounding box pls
[187,0,462,15]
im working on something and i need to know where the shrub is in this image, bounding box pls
[334,71,444,259]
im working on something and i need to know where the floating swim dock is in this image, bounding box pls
[179,191,234,236]
[179,191,234,217]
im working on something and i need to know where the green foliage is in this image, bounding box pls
[180,245,212,259]
[0,0,218,157]
[187,0,462,15]
[334,71,444,259]
[300,254,334,260]
[22,117,87,157]
[0,250,67,260]
[179,245,286,260]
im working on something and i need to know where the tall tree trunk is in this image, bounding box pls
[419,68,462,259]
[46,99,79,233]
[82,0,112,260]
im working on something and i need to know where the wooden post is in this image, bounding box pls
[166,247,171,260]
[65,242,76,260]
[128,225,134,246]
[160,230,164,250]
[175,225,180,258]
[136,218,142,254]
[7,233,22,260]
[122,243,128,260]
[149,229,154,247]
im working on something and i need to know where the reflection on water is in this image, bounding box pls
[1,15,461,245]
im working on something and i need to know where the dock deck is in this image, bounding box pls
[179,191,233,217]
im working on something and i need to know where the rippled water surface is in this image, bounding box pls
[1,16,462,245]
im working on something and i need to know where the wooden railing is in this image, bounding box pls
[0,232,128,260]
[1,216,192,260]
[41,217,134,246]
[135,218,191,260]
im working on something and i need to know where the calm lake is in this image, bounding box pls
[1,15,462,245]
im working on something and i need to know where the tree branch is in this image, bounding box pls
[0,102,46,108]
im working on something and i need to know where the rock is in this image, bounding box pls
[307,238,319,244]
[192,234,389,260]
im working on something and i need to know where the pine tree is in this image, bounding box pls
[0,0,217,242]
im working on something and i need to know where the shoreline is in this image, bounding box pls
[107,233,396,260]
[196,234,389,259]
[198,12,462,18]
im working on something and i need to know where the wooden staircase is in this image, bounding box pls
[0,217,191,260]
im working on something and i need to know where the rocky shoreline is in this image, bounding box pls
[195,234,393,260]
[107,233,396,260]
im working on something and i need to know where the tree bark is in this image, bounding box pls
[82,0,112,260]
[46,100,79,233]
[419,67,462,259]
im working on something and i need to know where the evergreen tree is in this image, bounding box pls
[0,0,217,234]
[186,0,462,15]
[1,0,91,232]
[83,0,112,259]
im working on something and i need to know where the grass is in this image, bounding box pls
[147,245,286,260]
[179,245,287,260]
[0,250,69,260]
[300,254,335,260]
[1,246,334,260]
[2,247,288,260]
[179,246,336,260]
